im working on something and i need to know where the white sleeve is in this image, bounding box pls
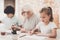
[1,18,5,23]
[51,22,57,29]
[36,24,39,29]
[0,24,6,32]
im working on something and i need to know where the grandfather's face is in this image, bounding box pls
[22,10,33,19]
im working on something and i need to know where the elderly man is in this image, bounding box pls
[20,5,39,33]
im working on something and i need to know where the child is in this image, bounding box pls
[2,6,21,30]
[30,7,57,38]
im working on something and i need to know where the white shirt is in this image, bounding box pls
[36,22,57,34]
[0,23,6,32]
[2,16,21,30]
[23,14,39,31]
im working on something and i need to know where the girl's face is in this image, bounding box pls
[7,13,14,18]
[40,12,51,24]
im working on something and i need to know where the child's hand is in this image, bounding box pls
[36,33,46,36]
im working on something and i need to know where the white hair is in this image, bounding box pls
[22,4,34,13]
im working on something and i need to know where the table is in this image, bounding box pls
[0,33,57,40]
[48,38,56,40]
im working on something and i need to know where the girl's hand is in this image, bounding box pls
[36,33,48,37]
[36,33,44,36]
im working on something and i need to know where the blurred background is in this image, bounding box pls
[0,0,59,28]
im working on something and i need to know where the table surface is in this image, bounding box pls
[0,33,58,40]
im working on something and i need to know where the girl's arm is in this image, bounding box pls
[46,28,57,38]
[37,28,57,38]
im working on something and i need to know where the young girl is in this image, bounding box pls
[30,7,57,38]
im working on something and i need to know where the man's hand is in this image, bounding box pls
[20,28,26,33]
[27,30,34,35]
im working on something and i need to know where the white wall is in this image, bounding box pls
[0,0,5,20]
[15,0,59,24]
